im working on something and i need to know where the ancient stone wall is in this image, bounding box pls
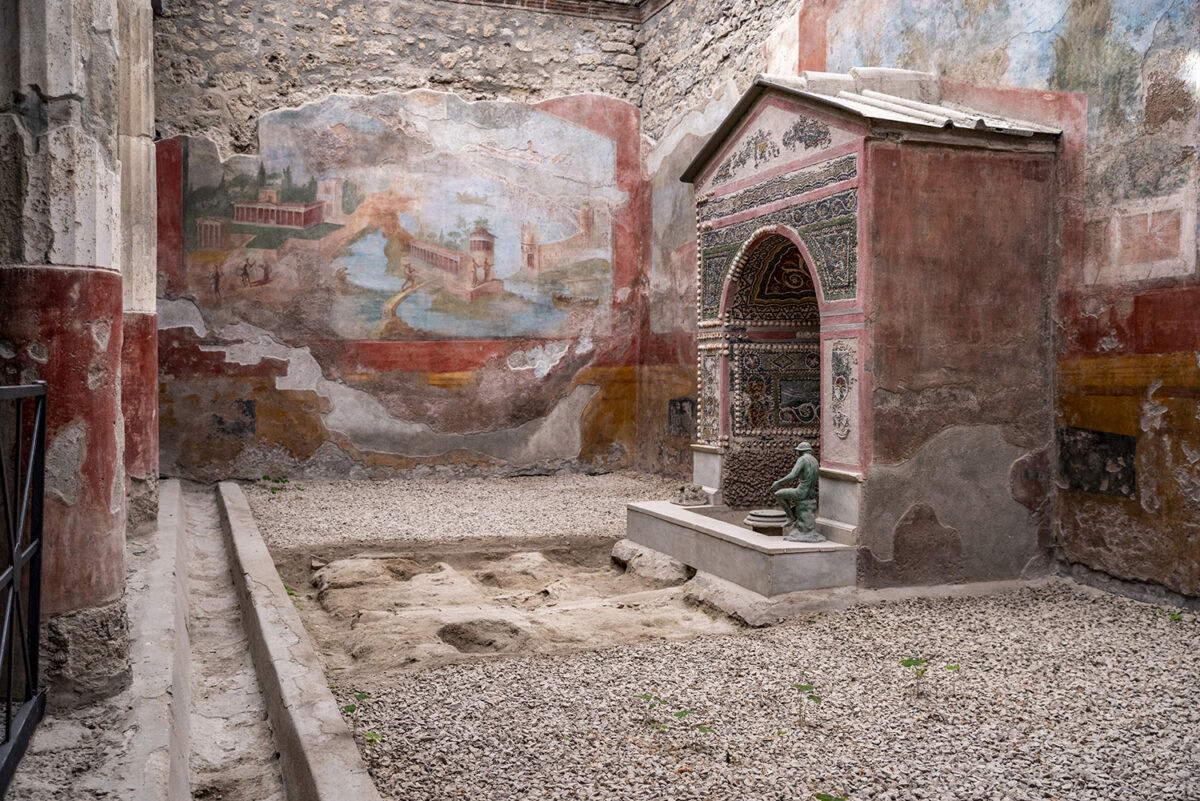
[150,0,1200,597]
[153,0,639,156]
[637,0,802,143]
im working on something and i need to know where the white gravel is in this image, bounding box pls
[244,471,678,550]
[334,583,1199,801]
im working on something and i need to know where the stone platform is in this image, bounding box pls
[626,501,857,597]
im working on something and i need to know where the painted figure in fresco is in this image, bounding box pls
[400,259,417,291]
[771,441,824,543]
[211,266,222,298]
[239,261,251,286]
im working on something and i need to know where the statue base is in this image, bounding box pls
[743,509,789,536]
[783,525,826,544]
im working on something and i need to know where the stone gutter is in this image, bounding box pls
[121,478,191,799]
[216,481,382,801]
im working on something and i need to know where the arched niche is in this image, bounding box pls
[699,229,821,507]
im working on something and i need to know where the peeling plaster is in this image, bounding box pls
[1140,379,1168,432]
[507,342,570,379]
[88,319,112,351]
[157,297,207,336]
[861,425,1042,580]
[46,420,86,506]
[167,300,598,463]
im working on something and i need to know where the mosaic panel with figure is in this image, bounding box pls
[729,340,820,439]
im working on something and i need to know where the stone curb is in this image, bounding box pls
[123,478,191,800]
[216,481,382,801]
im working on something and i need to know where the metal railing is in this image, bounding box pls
[0,383,47,796]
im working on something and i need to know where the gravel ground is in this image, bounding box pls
[245,471,678,550]
[334,583,1199,801]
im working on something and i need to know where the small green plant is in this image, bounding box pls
[363,731,382,745]
[1167,611,1183,622]
[354,691,370,701]
[342,704,358,713]
[633,693,716,735]
[814,793,848,801]
[284,584,299,597]
[900,657,929,695]
[262,475,293,495]
[944,664,960,672]
[790,683,824,727]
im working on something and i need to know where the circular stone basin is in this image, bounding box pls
[743,508,788,535]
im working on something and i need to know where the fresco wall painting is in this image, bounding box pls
[158,91,644,478]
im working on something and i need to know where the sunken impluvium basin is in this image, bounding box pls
[290,542,740,681]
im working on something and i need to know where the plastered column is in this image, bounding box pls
[119,0,159,528]
[0,0,132,708]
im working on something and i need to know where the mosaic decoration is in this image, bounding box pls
[782,116,833,152]
[699,189,858,319]
[697,350,723,444]
[721,441,820,508]
[697,155,858,222]
[725,233,819,327]
[830,341,856,440]
[711,129,782,185]
[729,340,820,439]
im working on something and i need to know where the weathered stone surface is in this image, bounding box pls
[153,0,639,155]
[42,598,131,711]
[611,538,691,583]
[637,0,800,141]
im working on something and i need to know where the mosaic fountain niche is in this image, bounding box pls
[627,68,1061,598]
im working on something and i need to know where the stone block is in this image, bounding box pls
[611,538,692,583]
[691,445,722,491]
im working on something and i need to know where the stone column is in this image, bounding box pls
[119,0,159,529]
[0,0,132,708]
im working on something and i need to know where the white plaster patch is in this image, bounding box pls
[157,297,208,336]
[1178,47,1200,96]
[46,421,86,506]
[507,341,570,379]
[89,319,112,350]
[574,334,594,356]
[644,81,740,174]
[1140,380,1168,432]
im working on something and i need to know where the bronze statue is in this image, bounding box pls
[771,441,824,543]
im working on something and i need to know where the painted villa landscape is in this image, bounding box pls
[183,92,622,340]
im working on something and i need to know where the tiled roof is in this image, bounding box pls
[681,68,1061,182]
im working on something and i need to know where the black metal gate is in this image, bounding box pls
[0,383,47,795]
